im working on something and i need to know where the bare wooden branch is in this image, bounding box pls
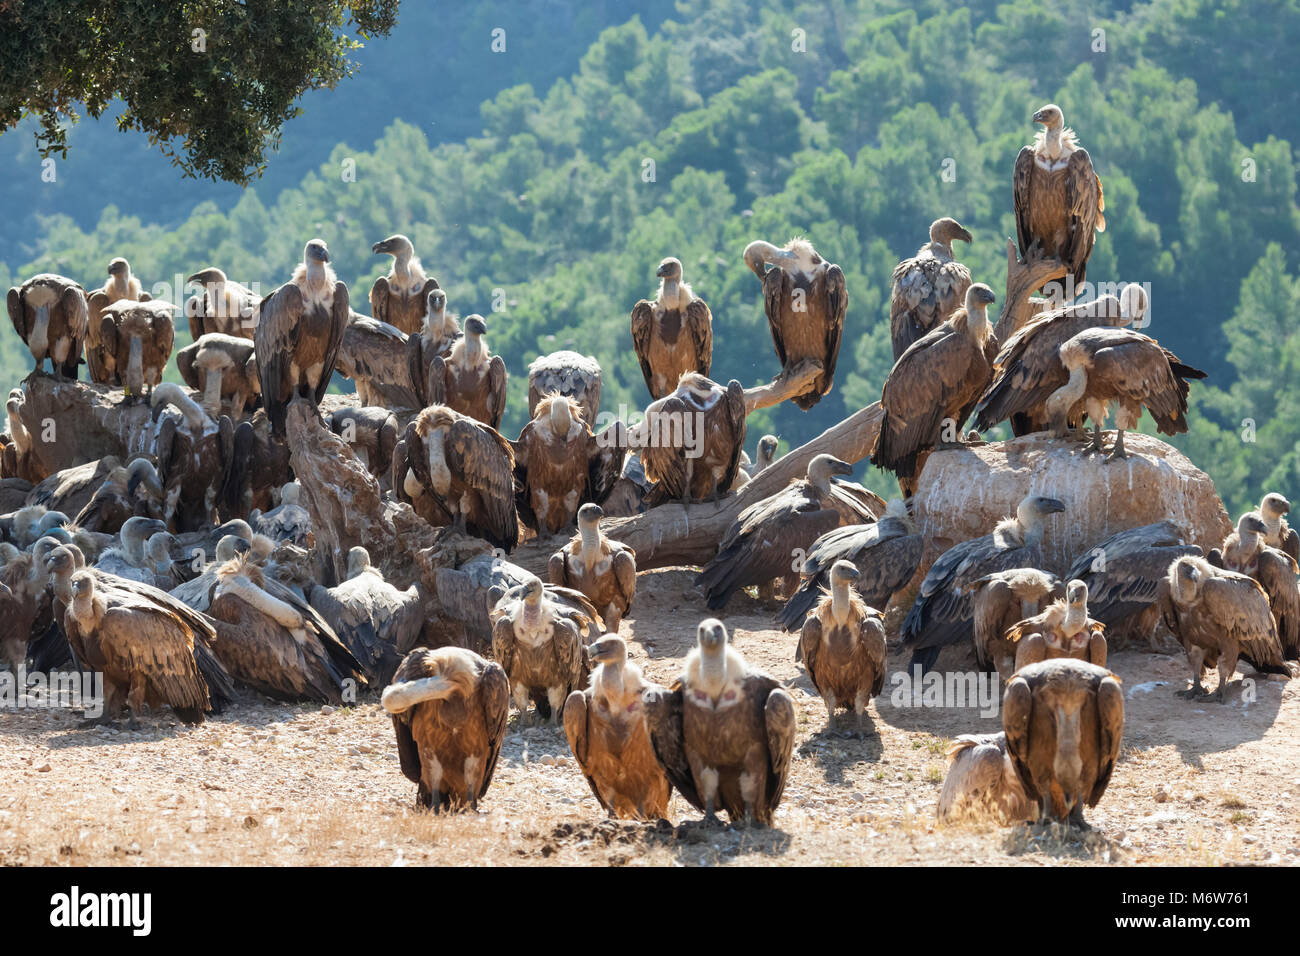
[742,358,823,414]
[995,238,1067,342]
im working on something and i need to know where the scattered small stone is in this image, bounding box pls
[35,763,51,773]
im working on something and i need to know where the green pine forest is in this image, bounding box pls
[2,0,1298,516]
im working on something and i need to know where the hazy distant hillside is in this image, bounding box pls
[3,0,1298,512]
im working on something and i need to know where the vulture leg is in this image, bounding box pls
[1107,429,1129,462]
[603,603,623,634]
[1215,652,1237,704]
[1177,645,1206,698]
[125,673,147,730]
[821,692,838,723]
[1082,422,1104,455]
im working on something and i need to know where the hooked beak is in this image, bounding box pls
[1039,498,1067,515]
[955,226,973,244]
[829,458,854,477]
[371,240,389,255]
[1032,109,1047,124]
[588,639,618,664]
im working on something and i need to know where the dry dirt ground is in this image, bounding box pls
[2,569,1298,867]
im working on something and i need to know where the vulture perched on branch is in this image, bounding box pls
[778,499,921,632]
[970,568,1064,681]
[426,315,508,429]
[1249,493,1299,563]
[1013,104,1106,288]
[393,404,519,552]
[902,494,1066,673]
[889,217,973,359]
[407,288,460,406]
[86,257,151,383]
[744,237,846,410]
[176,333,260,420]
[563,635,671,820]
[548,503,636,633]
[799,561,887,727]
[630,257,713,400]
[1003,659,1123,828]
[185,267,259,340]
[369,234,439,336]
[7,273,88,379]
[1046,325,1206,459]
[527,350,602,425]
[514,394,623,539]
[639,373,746,504]
[695,454,882,611]
[643,619,795,826]
[1159,556,1296,701]
[872,283,998,496]
[382,646,509,811]
[255,239,350,437]
[974,285,1147,436]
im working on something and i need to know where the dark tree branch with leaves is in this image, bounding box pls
[0,0,399,183]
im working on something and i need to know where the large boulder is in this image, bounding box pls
[14,375,155,480]
[911,431,1230,583]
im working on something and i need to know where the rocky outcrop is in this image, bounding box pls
[911,431,1230,583]
[13,375,155,480]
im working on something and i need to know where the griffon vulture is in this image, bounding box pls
[527,350,602,425]
[185,267,260,340]
[937,732,1034,824]
[383,646,509,811]
[1064,521,1201,648]
[639,373,746,504]
[151,384,235,532]
[970,568,1064,681]
[1249,493,1299,563]
[369,234,440,336]
[1045,326,1206,459]
[72,459,164,535]
[393,404,519,552]
[62,569,234,726]
[695,454,883,611]
[752,435,780,474]
[221,412,292,520]
[643,619,795,826]
[252,481,312,548]
[1210,514,1300,660]
[94,516,172,586]
[7,274,88,379]
[744,237,845,410]
[308,546,424,685]
[426,315,508,429]
[901,495,1067,672]
[2,389,40,483]
[206,554,366,703]
[890,217,973,359]
[548,503,636,633]
[514,394,623,538]
[974,285,1147,436]
[86,258,151,383]
[176,333,260,420]
[799,561,887,726]
[337,311,422,410]
[872,283,998,496]
[491,575,591,723]
[1003,659,1123,827]
[255,239,350,437]
[324,405,398,483]
[1007,579,1108,672]
[406,288,460,406]
[630,257,713,400]
[99,298,176,401]
[1013,104,1106,287]
[1158,556,1296,701]
[777,499,922,632]
[564,635,671,820]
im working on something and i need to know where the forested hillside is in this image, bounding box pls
[2,0,1297,513]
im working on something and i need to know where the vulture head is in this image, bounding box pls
[929,217,973,247]
[830,559,861,586]
[1031,104,1065,129]
[1065,578,1088,609]
[697,617,728,655]
[121,516,169,556]
[37,527,73,549]
[757,434,779,463]
[1118,283,1149,326]
[464,315,487,340]
[577,502,603,529]
[807,453,854,491]
[588,634,628,667]
[1168,555,1205,606]
[371,234,414,259]
[37,510,70,534]
[304,239,331,265]
[656,257,683,280]
[346,545,372,579]
[277,481,302,508]
[964,282,996,312]
[187,267,227,287]
[521,575,545,606]
[125,458,163,498]
[427,288,447,313]
[540,393,580,436]
[107,257,131,281]
[1011,495,1066,543]
[215,534,252,562]
[70,569,96,606]
[1261,493,1291,520]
